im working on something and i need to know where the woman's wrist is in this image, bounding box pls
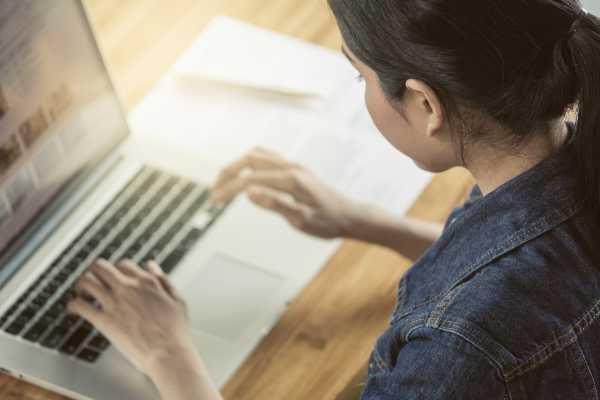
[148,342,222,400]
[340,201,382,241]
[144,340,200,380]
[337,200,369,239]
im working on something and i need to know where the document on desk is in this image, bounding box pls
[129,16,432,215]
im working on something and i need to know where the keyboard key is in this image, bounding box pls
[154,238,171,251]
[56,293,71,307]
[137,234,153,245]
[121,249,138,260]
[4,304,19,318]
[54,270,71,283]
[181,183,195,196]
[41,284,56,297]
[208,204,223,215]
[147,220,163,232]
[18,294,31,304]
[142,248,161,262]
[64,261,80,273]
[77,348,101,363]
[148,200,162,212]
[41,326,68,349]
[133,240,147,250]
[161,251,186,274]
[60,326,92,355]
[46,302,66,319]
[23,320,50,342]
[58,314,80,329]
[86,236,102,248]
[19,306,38,320]
[81,320,93,331]
[192,191,209,208]
[156,210,171,222]
[75,249,91,260]
[99,249,115,260]
[5,317,27,335]
[47,279,63,292]
[88,334,110,351]
[33,274,48,288]
[165,222,184,238]
[183,228,202,244]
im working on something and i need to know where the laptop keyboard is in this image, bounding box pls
[0,166,226,363]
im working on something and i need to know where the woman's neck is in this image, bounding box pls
[467,120,568,196]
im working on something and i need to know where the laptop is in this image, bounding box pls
[0,1,338,398]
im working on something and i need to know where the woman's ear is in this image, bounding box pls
[405,79,445,137]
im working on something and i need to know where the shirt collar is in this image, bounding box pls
[396,146,578,319]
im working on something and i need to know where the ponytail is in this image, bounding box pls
[567,12,600,219]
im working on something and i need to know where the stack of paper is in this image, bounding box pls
[129,16,431,215]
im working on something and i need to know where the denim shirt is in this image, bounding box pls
[362,147,600,399]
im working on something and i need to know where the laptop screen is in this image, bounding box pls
[0,1,128,257]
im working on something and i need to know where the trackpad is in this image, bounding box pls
[178,254,284,342]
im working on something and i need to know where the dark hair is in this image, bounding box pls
[328,0,600,218]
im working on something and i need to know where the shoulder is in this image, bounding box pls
[368,215,600,399]
[437,214,600,378]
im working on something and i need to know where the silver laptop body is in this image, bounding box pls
[0,1,338,399]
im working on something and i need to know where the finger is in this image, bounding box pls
[67,298,109,329]
[146,260,166,277]
[89,259,127,290]
[116,259,145,279]
[247,185,311,226]
[212,170,299,205]
[117,259,162,289]
[213,150,294,189]
[147,260,177,298]
[74,270,107,293]
[75,272,114,308]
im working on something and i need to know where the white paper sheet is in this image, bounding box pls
[172,16,352,99]
[129,16,432,215]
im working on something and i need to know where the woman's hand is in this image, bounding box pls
[68,259,222,400]
[210,147,361,239]
[68,259,191,374]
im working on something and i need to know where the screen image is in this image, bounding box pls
[0,0,128,259]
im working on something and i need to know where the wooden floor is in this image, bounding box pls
[0,1,474,399]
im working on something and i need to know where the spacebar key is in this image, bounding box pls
[60,326,91,355]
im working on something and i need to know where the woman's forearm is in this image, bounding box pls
[344,203,443,260]
[149,345,223,400]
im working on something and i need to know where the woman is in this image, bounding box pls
[68,0,600,398]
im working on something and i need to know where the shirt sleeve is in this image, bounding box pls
[361,328,506,400]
